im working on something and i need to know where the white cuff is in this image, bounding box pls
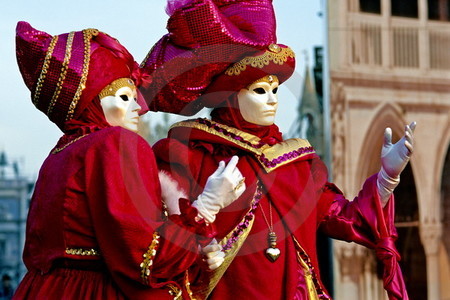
[377,168,400,207]
[192,198,216,223]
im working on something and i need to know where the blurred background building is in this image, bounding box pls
[0,151,31,298]
[326,0,450,299]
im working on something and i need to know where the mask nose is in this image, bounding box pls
[130,99,141,113]
[267,92,278,105]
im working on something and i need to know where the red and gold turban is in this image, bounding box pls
[140,0,296,116]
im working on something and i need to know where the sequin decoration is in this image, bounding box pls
[140,232,160,285]
[65,248,100,256]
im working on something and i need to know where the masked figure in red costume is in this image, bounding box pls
[13,21,246,299]
[141,1,414,299]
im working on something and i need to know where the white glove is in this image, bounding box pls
[201,239,225,270]
[192,156,246,223]
[377,122,416,206]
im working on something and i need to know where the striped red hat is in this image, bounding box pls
[16,21,148,131]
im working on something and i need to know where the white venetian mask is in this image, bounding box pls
[99,78,141,133]
[237,77,279,126]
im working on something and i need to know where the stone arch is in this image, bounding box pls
[354,101,427,298]
[354,101,405,186]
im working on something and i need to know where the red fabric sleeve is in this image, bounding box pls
[83,127,203,295]
[316,164,408,300]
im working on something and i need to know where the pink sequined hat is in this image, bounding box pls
[16,21,149,131]
[140,0,294,116]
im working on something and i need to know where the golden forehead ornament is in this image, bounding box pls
[97,78,135,99]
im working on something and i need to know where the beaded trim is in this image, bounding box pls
[33,35,59,106]
[225,44,295,76]
[259,147,315,169]
[51,134,89,154]
[184,271,195,300]
[222,183,263,251]
[65,248,100,256]
[166,284,182,300]
[66,28,98,121]
[140,232,160,285]
[47,31,75,115]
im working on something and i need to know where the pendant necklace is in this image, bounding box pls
[259,200,280,262]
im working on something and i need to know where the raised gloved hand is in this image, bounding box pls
[193,156,246,223]
[377,122,416,206]
[201,239,225,270]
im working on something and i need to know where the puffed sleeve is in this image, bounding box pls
[83,127,206,296]
[313,157,408,300]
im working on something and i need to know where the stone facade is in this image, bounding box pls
[328,0,450,299]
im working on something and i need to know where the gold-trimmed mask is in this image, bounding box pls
[98,78,135,99]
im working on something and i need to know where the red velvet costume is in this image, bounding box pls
[154,117,402,300]
[16,127,205,299]
[14,22,209,299]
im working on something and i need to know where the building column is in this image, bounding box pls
[420,221,442,300]
[418,0,430,69]
[334,241,370,300]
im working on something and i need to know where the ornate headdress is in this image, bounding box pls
[16,21,148,131]
[140,0,293,115]
[200,43,295,107]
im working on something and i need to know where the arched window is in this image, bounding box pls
[393,164,428,299]
[441,145,450,259]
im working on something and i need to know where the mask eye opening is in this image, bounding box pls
[120,95,129,101]
[253,87,266,95]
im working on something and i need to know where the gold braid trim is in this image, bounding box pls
[140,232,160,285]
[33,35,59,106]
[51,134,89,154]
[66,28,98,121]
[225,44,295,76]
[65,248,100,256]
[47,31,75,115]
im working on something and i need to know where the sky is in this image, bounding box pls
[0,0,324,178]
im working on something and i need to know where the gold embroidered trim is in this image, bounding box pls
[66,28,98,121]
[65,248,100,256]
[188,184,261,299]
[225,45,295,76]
[166,284,183,300]
[292,237,330,300]
[140,232,160,285]
[33,35,59,106]
[170,119,314,173]
[47,31,75,115]
[170,119,269,154]
[51,134,89,154]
